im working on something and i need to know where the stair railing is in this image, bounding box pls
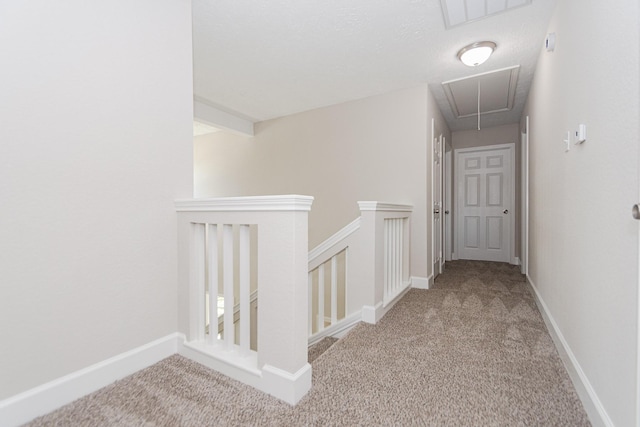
[307,202,412,344]
[175,195,313,405]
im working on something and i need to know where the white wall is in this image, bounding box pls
[0,1,193,400]
[522,0,639,425]
[195,85,447,280]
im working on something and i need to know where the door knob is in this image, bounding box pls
[633,204,640,220]
[445,210,450,215]
[503,209,509,214]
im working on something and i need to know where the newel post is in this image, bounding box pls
[256,196,314,404]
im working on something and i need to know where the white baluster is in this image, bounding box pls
[331,255,338,325]
[384,219,389,301]
[223,224,234,350]
[193,223,206,341]
[239,224,250,357]
[207,224,218,345]
[398,218,405,287]
[318,264,325,331]
[396,219,401,293]
[308,272,313,335]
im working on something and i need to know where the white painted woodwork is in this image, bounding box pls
[307,201,413,342]
[239,224,250,357]
[330,257,338,324]
[455,144,514,262]
[521,116,529,275]
[176,195,313,404]
[445,150,453,261]
[0,334,183,427]
[222,225,234,350]
[383,217,408,307]
[307,273,313,336]
[192,223,206,341]
[432,131,444,278]
[308,217,360,263]
[317,264,325,331]
[308,249,346,336]
[356,202,412,321]
[193,98,255,136]
[207,224,218,345]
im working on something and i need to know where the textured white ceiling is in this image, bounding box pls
[192,0,557,131]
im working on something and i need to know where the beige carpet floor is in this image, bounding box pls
[26,261,590,426]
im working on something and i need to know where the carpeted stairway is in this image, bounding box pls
[26,261,590,426]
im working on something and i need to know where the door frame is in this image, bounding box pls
[445,149,453,261]
[521,116,530,274]
[453,142,516,264]
[431,132,443,278]
[430,118,445,280]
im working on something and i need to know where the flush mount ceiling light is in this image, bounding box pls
[457,41,497,67]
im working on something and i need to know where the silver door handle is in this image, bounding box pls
[434,209,440,214]
[633,204,640,220]
[503,209,509,214]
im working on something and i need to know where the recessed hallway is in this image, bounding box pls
[28,261,589,426]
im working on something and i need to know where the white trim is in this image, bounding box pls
[175,195,314,212]
[261,363,312,406]
[512,256,520,266]
[308,311,361,346]
[521,116,530,276]
[308,217,360,263]
[383,281,411,308]
[362,285,411,324]
[180,339,311,405]
[526,276,613,427]
[361,303,382,324]
[357,201,413,212]
[194,97,255,136]
[410,276,429,290]
[428,274,435,288]
[0,333,181,427]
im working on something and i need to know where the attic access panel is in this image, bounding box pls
[441,0,532,29]
[442,65,520,119]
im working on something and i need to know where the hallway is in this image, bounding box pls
[28,261,589,426]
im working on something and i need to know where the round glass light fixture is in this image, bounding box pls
[457,41,497,67]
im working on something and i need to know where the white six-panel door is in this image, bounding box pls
[455,144,514,263]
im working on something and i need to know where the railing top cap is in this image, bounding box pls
[175,195,314,212]
[357,201,413,212]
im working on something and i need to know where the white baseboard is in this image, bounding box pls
[362,284,411,324]
[261,363,312,406]
[526,275,613,427]
[512,256,520,266]
[308,311,361,346]
[428,274,435,288]
[0,333,181,427]
[410,276,429,290]
[180,339,311,405]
